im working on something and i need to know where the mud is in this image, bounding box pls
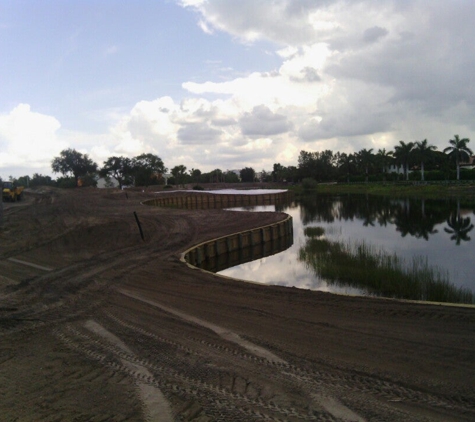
[0,187,474,421]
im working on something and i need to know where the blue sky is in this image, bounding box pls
[1,1,475,178]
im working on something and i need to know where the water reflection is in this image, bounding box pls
[445,212,474,245]
[297,194,474,243]
[218,194,475,302]
[192,235,293,273]
[298,232,473,304]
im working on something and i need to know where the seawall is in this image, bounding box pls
[142,190,294,273]
[181,214,293,269]
[142,190,293,209]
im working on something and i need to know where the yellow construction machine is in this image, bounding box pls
[2,181,24,202]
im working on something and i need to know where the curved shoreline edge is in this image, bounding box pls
[144,191,475,309]
[179,213,293,277]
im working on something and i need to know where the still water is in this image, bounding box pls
[220,194,475,302]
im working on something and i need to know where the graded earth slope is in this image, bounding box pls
[0,188,474,421]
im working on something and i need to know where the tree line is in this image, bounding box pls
[6,149,259,189]
[275,135,474,184]
[3,134,473,189]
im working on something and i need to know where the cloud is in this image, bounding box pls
[4,1,475,178]
[179,0,336,45]
[363,26,389,43]
[182,1,475,149]
[239,105,292,136]
[177,122,223,144]
[0,104,67,173]
[289,66,321,83]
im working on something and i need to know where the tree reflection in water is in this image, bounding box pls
[444,213,474,245]
[298,193,474,243]
[221,194,475,301]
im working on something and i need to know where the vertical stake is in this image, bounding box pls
[134,211,145,241]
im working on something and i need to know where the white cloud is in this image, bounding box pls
[0,104,67,173]
[198,19,213,35]
[178,0,475,155]
[4,1,475,178]
[239,105,291,136]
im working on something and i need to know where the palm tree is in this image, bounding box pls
[393,141,415,181]
[337,152,355,183]
[356,148,374,183]
[414,139,437,181]
[376,148,394,181]
[443,135,473,180]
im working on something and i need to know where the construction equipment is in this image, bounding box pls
[2,181,24,202]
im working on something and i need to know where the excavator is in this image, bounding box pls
[2,181,24,202]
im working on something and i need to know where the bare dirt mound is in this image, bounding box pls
[0,188,474,421]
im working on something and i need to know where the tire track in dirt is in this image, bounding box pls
[100,303,475,421]
[119,288,286,364]
[83,319,174,422]
[115,289,475,416]
[111,291,370,421]
[54,323,337,421]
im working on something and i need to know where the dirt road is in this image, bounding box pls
[0,188,474,421]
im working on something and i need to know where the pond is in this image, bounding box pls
[218,194,475,304]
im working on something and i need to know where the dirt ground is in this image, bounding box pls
[0,187,474,421]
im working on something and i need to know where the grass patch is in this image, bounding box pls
[289,182,475,199]
[298,238,474,304]
[304,226,325,237]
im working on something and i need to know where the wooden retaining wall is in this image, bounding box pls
[181,215,293,270]
[142,190,293,209]
[193,234,294,273]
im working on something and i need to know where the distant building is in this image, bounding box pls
[460,155,475,170]
[163,174,172,185]
[96,177,119,188]
[387,164,408,175]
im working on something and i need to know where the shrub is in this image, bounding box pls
[302,177,318,191]
[56,177,76,188]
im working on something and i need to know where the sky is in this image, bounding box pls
[1,0,475,179]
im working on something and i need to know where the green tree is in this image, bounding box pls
[100,156,134,189]
[30,173,55,187]
[443,135,473,181]
[414,139,437,181]
[240,167,256,183]
[189,168,202,183]
[298,150,336,181]
[394,141,415,181]
[208,169,224,183]
[51,148,98,186]
[224,171,239,183]
[132,153,167,187]
[336,152,355,183]
[376,148,394,181]
[286,166,299,183]
[356,148,374,183]
[171,164,188,187]
[15,175,30,187]
[272,163,286,182]
[260,169,272,182]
